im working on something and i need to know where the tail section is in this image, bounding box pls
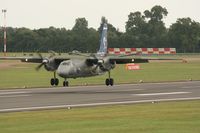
[97,23,108,57]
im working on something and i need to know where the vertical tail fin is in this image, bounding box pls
[97,23,108,56]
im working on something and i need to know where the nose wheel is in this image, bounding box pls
[105,78,114,86]
[50,72,59,86]
[51,78,59,86]
[105,71,114,86]
[63,78,69,87]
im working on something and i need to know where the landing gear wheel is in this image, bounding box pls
[54,78,59,86]
[50,78,59,86]
[110,78,114,86]
[50,78,55,86]
[50,72,59,86]
[105,78,110,86]
[105,78,114,86]
[63,81,69,87]
[105,71,114,86]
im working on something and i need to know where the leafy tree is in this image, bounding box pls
[72,18,88,33]
[126,11,147,35]
[144,5,168,22]
[168,18,200,52]
[125,5,168,48]
[144,5,168,47]
[11,28,39,52]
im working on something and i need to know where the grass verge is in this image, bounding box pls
[1,60,200,88]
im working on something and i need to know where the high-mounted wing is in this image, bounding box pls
[0,56,68,64]
[109,55,182,64]
[0,56,43,63]
[0,55,72,71]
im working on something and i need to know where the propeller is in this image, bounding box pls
[35,52,53,71]
[36,62,45,71]
[35,58,49,71]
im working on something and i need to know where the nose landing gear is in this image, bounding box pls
[63,78,69,87]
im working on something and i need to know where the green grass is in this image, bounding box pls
[0,100,200,133]
[1,60,200,88]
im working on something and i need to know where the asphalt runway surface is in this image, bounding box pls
[1,81,200,113]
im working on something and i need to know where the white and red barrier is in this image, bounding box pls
[108,48,176,55]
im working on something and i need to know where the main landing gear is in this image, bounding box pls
[105,71,114,86]
[50,72,69,87]
[50,72,59,86]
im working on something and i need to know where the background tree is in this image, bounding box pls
[168,18,200,53]
[125,11,148,47]
[71,18,90,52]
[11,28,39,52]
[125,5,168,48]
[144,5,168,47]
[126,11,146,35]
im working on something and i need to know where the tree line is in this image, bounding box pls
[0,5,200,53]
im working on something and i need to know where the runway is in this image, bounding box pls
[1,81,200,113]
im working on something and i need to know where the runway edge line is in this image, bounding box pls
[1,97,200,113]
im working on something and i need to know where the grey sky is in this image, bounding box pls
[0,0,200,31]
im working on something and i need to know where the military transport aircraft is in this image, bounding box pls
[0,23,180,87]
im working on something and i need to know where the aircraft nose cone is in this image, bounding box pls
[57,65,71,78]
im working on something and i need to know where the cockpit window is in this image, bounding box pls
[62,62,70,65]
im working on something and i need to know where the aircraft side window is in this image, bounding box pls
[62,62,70,66]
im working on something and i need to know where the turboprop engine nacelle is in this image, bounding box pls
[98,57,115,71]
[44,58,58,71]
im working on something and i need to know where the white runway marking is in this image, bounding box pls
[1,97,200,113]
[0,91,30,98]
[0,91,29,95]
[0,95,30,98]
[181,86,200,89]
[132,92,190,96]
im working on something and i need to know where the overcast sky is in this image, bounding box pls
[0,0,200,31]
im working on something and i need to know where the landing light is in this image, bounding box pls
[98,59,104,64]
[42,59,49,63]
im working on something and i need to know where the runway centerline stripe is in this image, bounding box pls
[132,92,190,96]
